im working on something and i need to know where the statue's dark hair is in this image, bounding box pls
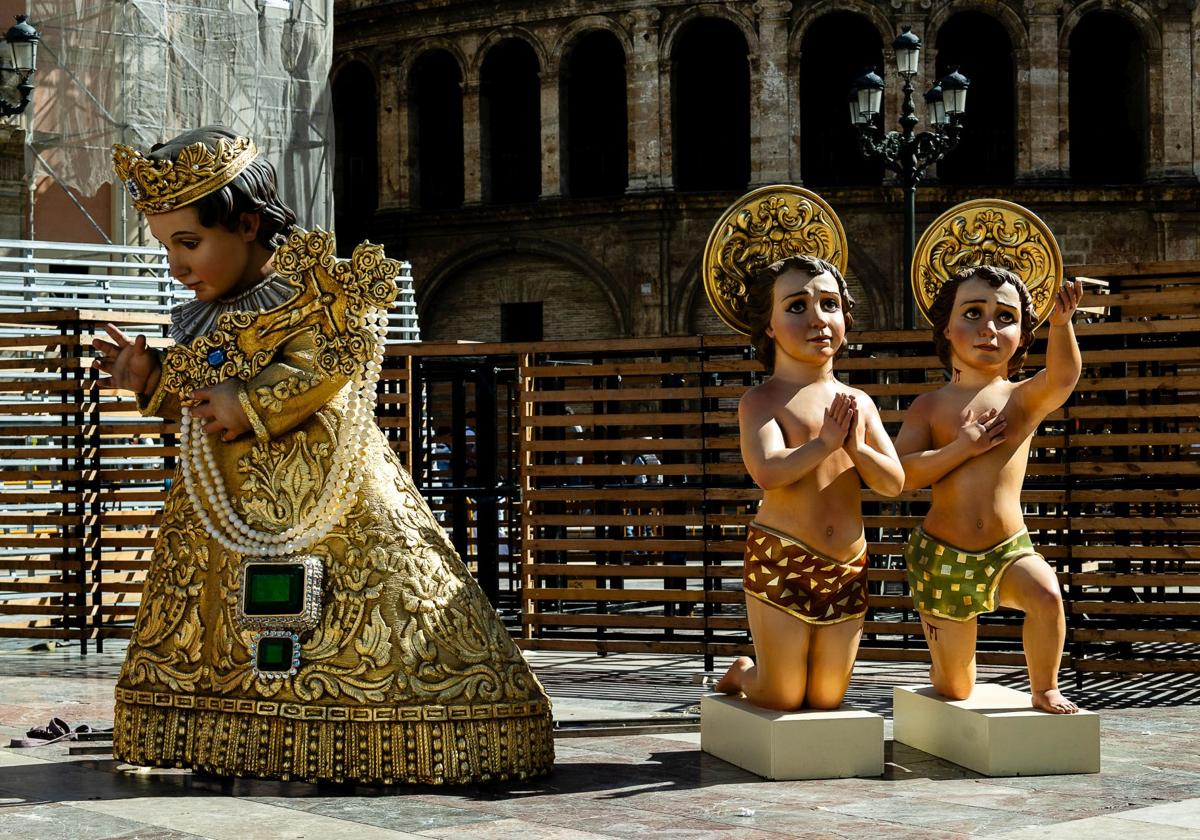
[148,126,297,249]
[928,264,1037,377]
[744,254,855,374]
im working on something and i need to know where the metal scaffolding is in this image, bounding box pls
[28,0,335,243]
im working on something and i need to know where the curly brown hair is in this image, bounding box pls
[928,265,1036,377]
[744,254,855,374]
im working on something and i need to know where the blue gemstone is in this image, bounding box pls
[207,348,227,366]
[125,180,141,200]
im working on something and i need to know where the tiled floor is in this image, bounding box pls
[0,644,1196,839]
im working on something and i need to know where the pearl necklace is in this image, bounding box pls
[178,308,389,557]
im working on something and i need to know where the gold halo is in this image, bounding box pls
[701,185,848,335]
[911,198,1063,327]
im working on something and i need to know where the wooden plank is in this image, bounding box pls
[518,638,707,655]
[1073,574,1200,587]
[1069,602,1200,616]
[529,385,705,403]
[527,539,705,552]
[525,614,706,630]
[1073,659,1200,674]
[1073,629,1200,643]
[528,587,707,603]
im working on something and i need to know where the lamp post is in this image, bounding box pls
[0,15,40,118]
[850,26,970,327]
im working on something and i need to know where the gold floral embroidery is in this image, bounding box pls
[254,373,318,415]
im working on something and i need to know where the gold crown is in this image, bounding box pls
[112,136,258,215]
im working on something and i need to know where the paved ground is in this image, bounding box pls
[0,644,1196,839]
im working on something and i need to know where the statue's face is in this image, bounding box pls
[147,205,261,303]
[766,268,846,367]
[943,275,1023,373]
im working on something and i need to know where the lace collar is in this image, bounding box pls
[169,272,297,345]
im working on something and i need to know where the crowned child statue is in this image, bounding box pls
[94,127,554,784]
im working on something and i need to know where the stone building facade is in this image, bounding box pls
[332,0,1200,337]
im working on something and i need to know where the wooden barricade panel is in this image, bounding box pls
[0,262,1195,674]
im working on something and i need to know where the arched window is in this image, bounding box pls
[562,30,628,198]
[332,61,378,251]
[1069,13,1147,183]
[481,39,541,204]
[410,50,464,209]
[935,12,1015,184]
[799,13,884,187]
[672,18,750,191]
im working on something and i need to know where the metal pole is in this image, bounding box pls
[903,178,917,329]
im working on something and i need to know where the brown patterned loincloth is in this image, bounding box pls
[742,522,869,625]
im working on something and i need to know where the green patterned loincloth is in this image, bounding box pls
[904,526,1036,621]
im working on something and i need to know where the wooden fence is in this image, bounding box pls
[0,261,1196,676]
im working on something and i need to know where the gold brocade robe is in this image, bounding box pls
[113,231,553,784]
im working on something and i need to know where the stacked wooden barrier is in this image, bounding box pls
[0,261,1194,674]
[0,311,171,649]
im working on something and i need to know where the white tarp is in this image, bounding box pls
[28,0,334,241]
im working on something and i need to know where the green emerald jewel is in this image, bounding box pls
[255,636,294,672]
[245,564,306,615]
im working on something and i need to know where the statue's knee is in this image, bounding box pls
[752,685,805,712]
[804,689,845,711]
[1026,582,1064,617]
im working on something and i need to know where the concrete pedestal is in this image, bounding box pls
[700,693,884,780]
[893,684,1100,776]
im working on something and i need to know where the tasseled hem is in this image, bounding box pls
[113,690,554,785]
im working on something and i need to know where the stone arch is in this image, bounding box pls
[330,50,380,87]
[669,14,751,191]
[551,15,632,68]
[1065,9,1152,183]
[659,4,758,62]
[797,10,886,187]
[1060,0,1161,51]
[934,10,1017,184]
[470,26,549,78]
[478,38,542,204]
[332,59,378,253]
[409,49,465,210]
[559,28,629,197]
[789,0,892,60]
[419,237,630,337]
[401,38,469,84]
[926,1,1028,54]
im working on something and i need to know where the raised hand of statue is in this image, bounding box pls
[1049,278,1083,326]
[92,323,161,397]
[820,392,854,451]
[957,407,1006,456]
[191,378,252,442]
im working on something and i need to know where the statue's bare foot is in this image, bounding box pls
[714,656,753,694]
[1032,688,1078,714]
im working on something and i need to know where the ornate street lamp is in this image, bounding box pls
[0,15,41,118]
[850,26,970,327]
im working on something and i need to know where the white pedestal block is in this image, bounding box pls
[700,693,884,780]
[893,684,1100,776]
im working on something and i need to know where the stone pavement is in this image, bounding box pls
[0,644,1196,839]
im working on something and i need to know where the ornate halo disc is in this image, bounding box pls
[911,198,1063,327]
[702,185,848,335]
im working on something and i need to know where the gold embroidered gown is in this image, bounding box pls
[113,230,554,784]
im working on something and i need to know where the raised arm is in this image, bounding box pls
[895,398,1007,491]
[1018,278,1083,418]
[843,393,904,497]
[739,389,850,491]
